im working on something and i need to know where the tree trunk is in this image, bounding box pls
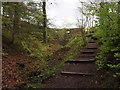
[11,3,20,43]
[42,1,47,43]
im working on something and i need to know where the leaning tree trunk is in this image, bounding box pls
[42,1,47,43]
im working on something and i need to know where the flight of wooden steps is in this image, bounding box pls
[60,37,98,76]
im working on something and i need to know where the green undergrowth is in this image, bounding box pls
[3,21,90,88]
[26,34,87,88]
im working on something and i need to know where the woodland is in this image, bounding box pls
[2,0,120,89]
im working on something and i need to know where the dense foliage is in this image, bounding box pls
[82,1,120,87]
[84,2,120,86]
[95,2,120,77]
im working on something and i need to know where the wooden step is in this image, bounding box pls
[81,50,95,54]
[87,47,97,49]
[87,43,98,48]
[65,59,95,63]
[61,62,97,74]
[88,41,95,43]
[81,49,97,52]
[61,71,94,76]
[91,37,97,40]
[79,54,96,57]
[86,34,92,37]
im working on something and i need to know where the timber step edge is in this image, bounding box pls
[65,59,95,63]
[81,51,95,54]
[88,41,96,43]
[61,71,95,76]
[79,54,96,57]
[86,47,98,49]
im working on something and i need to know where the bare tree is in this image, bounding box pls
[77,19,87,46]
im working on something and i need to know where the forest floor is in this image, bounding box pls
[2,47,36,89]
[2,41,70,89]
[2,38,119,89]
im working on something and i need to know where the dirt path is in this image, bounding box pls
[43,38,101,88]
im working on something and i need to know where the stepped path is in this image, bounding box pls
[43,37,100,88]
